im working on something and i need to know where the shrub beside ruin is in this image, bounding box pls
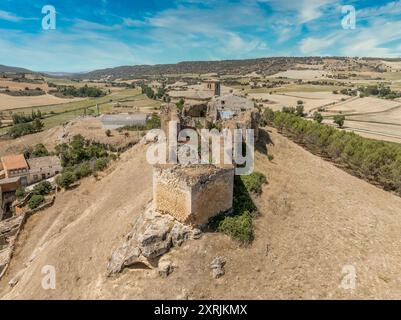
[210,172,267,244]
[28,195,44,209]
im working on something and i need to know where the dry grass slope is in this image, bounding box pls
[1,130,401,299]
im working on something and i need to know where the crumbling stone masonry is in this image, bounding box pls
[153,164,234,227]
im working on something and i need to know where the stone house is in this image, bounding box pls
[0,155,29,186]
[26,156,62,184]
[0,155,62,188]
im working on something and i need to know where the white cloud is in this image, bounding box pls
[257,0,337,23]
[0,10,22,22]
[299,35,338,55]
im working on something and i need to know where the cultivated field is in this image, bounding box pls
[0,89,157,137]
[324,97,401,115]
[0,79,48,91]
[322,119,401,144]
[269,69,331,80]
[0,93,82,110]
[250,92,347,113]
[346,105,401,125]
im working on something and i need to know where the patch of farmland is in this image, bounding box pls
[269,69,331,80]
[346,105,401,126]
[323,119,401,144]
[0,93,82,110]
[249,92,344,113]
[380,60,401,71]
[0,79,48,91]
[324,97,400,115]
[280,91,348,100]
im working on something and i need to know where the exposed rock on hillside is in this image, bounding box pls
[107,203,202,276]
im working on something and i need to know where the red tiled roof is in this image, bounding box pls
[1,154,28,171]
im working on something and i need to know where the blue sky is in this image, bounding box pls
[1,0,401,72]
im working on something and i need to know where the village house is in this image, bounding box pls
[0,155,29,186]
[0,154,62,188]
[26,156,62,184]
[0,154,61,220]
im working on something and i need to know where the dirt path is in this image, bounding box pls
[1,130,401,299]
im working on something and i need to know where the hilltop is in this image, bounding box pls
[0,65,35,74]
[1,129,401,299]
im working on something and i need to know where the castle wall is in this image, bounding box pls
[153,165,234,227]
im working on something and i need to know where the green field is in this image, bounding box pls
[244,84,344,94]
[0,88,161,134]
[4,89,141,116]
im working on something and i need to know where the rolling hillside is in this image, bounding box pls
[1,130,401,299]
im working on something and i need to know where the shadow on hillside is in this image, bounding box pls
[207,176,258,245]
[256,128,274,155]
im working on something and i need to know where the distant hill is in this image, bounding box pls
[74,57,325,80]
[0,64,34,74]
[74,56,400,81]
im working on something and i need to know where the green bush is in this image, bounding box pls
[218,211,253,244]
[32,181,52,196]
[240,172,267,196]
[94,158,109,171]
[15,187,26,200]
[209,174,262,244]
[313,112,323,123]
[74,162,93,179]
[333,115,345,128]
[56,172,77,189]
[31,143,49,158]
[28,195,44,209]
[260,108,275,126]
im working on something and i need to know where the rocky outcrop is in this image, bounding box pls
[158,260,173,278]
[107,203,202,276]
[210,256,226,279]
[0,214,25,279]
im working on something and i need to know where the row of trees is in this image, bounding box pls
[261,109,401,195]
[12,110,42,124]
[358,85,400,99]
[8,118,44,138]
[339,85,401,99]
[140,83,167,100]
[53,84,105,98]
